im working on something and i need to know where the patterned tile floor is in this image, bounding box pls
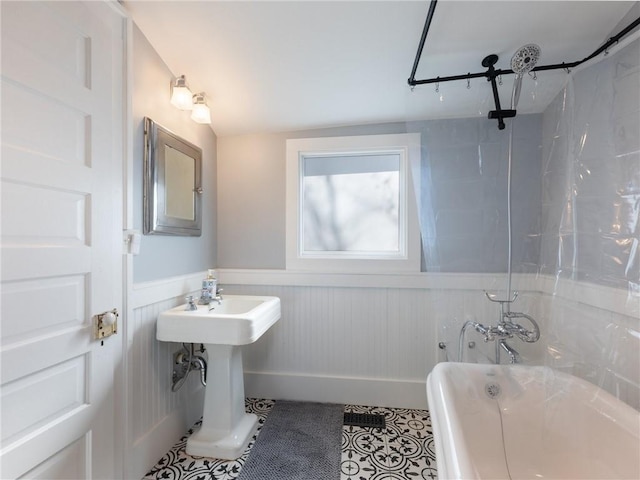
[143,398,437,480]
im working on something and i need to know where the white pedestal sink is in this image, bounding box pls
[157,295,280,459]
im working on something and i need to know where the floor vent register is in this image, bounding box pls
[343,412,386,429]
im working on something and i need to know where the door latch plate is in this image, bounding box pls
[93,309,118,340]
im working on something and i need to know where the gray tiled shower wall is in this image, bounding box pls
[540,40,640,288]
[408,39,639,289]
[407,114,543,274]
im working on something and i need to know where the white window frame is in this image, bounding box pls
[286,133,421,273]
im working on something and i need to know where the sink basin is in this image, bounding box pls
[157,294,281,345]
[156,294,281,460]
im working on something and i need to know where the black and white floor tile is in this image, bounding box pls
[341,405,437,480]
[143,399,274,480]
[143,399,437,480]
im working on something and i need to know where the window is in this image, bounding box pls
[286,133,421,273]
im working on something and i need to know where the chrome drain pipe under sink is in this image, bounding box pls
[172,342,207,392]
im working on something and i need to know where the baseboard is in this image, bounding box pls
[244,371,428,410]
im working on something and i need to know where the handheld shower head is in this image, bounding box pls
[511,44,541,75]
[510,44,541,109]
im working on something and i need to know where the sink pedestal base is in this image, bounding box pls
[186,344,258,459]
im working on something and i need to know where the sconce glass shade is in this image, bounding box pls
[191,93,211,124]
[170,75,193,110]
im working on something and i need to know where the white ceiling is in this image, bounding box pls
[125,1,636,137]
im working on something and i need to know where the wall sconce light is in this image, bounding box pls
[191,93,212,124]
[170,75,193,110]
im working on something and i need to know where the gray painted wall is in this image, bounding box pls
[217,123,410,269]
[217,116,542,273]
[132,25,217,282]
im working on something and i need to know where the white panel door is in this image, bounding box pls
[1,1,124,478]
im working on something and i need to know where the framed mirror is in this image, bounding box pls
[144,117,203,236]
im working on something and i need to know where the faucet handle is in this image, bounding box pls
[185,295,198,311]
[517,326,540,343]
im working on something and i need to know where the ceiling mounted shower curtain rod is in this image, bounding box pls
[408,0,640,87]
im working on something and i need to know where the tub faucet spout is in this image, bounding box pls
[499,340,520,364]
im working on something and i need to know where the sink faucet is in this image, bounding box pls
[212,287,224,305]
[211,285,224,305]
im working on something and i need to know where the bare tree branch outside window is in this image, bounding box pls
[303,167,400,253]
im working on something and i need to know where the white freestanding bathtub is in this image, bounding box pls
[427,362,640,479]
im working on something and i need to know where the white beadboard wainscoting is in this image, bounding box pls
[127,273,205,480]
[126,269,638,478]
[217,269,542,410]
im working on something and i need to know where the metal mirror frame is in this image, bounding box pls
[143,117,203,236]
